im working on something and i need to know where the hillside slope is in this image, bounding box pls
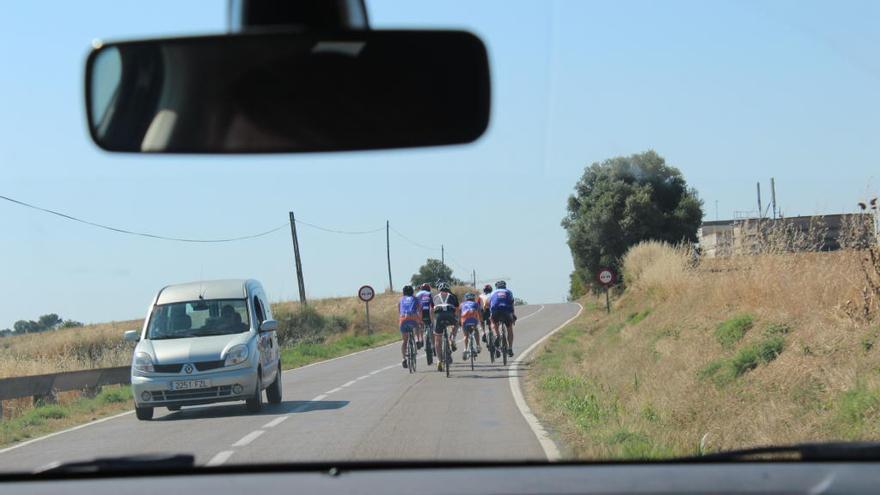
[526,242,880,459]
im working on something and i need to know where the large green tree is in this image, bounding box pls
[410,258,463,287]
[562,150,703,297]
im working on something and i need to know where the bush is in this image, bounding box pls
[275,306,350,346]
[715,314,754,349]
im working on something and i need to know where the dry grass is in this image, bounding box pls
[528,241,880,459]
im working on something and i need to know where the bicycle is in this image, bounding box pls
[437,320,453,378]
[499,322,510,366]
[463,324,478,371]
[422,318,434,366]
[406,332,417,373]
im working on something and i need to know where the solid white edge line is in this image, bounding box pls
[231,430,265,447]
[263,416,289,428]
[205,450,235,467]
[311,394,327,401]
[0,409,135,455]
[340,380,357,388]
[509,303,583,462]
[325,387,342,394]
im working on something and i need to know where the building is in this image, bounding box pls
[698,213,875,257]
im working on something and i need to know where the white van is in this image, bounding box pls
[124,279,282,420]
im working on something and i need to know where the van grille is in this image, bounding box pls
[150,386,233,402]
[195,360,225,371]
[153,364,183,373]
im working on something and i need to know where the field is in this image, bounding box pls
[527,241,880,459]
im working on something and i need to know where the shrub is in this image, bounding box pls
[715,314,753,349]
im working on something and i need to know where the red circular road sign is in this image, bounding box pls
[596,267,617,286]
[358,285,375,302]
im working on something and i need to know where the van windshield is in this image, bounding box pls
[147,299,250,340]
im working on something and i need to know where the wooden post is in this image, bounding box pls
[386,220,393,292]
[289,212,307,305]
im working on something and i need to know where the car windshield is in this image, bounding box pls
[147,300,249,339]
[1,0,879,475]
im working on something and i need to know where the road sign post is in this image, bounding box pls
[596,267,617,314]
[358,285,376,334]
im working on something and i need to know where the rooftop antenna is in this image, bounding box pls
[757,182,763,219]
[770,177,777,220]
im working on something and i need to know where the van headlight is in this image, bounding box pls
[134,352,155,373]
[224,345,249,367]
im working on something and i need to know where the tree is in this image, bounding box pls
[13,320,36,334]
[410,258,463,287]
[561,150,703,296]
[38,313,62,330]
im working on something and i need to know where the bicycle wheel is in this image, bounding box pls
[408,335,416,373]
[443,327,451,378]
[501,323,508,366]
[424,327,434,366]
[469,333,475,371]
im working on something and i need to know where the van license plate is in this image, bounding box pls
[171,380,210,391]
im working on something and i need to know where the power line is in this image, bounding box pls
[389,225,440,251]
[0,194,288,243]
[294,218,383,235]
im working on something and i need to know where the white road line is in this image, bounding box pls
[341,380,357,388]
[356,374,370,380]
[232,430,265,447]
[369,369,384,375]
[509,303,583,462]
[263,416,289,428]
[516,304,545,322]
[205,450,235,467]
[0,409,134,455]
[311,394,327,401]
[325,387,342,394]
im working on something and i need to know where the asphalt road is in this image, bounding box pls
[0,303,581,471]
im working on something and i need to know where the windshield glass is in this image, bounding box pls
[1,0,879,475]
[147,299,249,339]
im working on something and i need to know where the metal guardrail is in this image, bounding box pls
[0,366,131,418]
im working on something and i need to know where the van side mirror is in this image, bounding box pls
[259,319,277,332]
[123,330,140,342]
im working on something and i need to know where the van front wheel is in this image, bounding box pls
[135,406,154,420]
[246,374,263,413]
[266,362,283,404]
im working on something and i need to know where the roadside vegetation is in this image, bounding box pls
[527,240,880,459]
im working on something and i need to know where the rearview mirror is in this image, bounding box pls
[123,330,140,342]
[259,319,277,332]
[85,30,490,153]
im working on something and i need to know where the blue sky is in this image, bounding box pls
[1,1,878,328]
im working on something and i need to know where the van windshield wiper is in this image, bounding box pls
[35,454,194,474]
[687,442,880,462]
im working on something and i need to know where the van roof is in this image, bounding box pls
[156,279,255,305]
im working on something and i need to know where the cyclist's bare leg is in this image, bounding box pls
[400,331,410,359]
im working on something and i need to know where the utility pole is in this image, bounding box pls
[441,244,445,266]
[288,212,307,305]
[770,177,777,220]
[386,220,393,293]
[472,269,476,288]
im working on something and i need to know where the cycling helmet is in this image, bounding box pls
[464,292,476,301]
[483,284,492,294]
[495,280,507,289]
[420,283,431,291]
[438,282,450,292]
[402,285,414,296]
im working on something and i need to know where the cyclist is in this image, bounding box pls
[460,292,482,360]
[489,280,516,358]
[478,284,492,344]
[398,285,421,368]
[414,282,433,349]
[432,282,459,371]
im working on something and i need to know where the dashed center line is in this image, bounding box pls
[206,450,234,466]
[312,394,328,401]
[341,379,357,388]
[232,430,265,447]
[263,416,289,428]
[325,387,343,394]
